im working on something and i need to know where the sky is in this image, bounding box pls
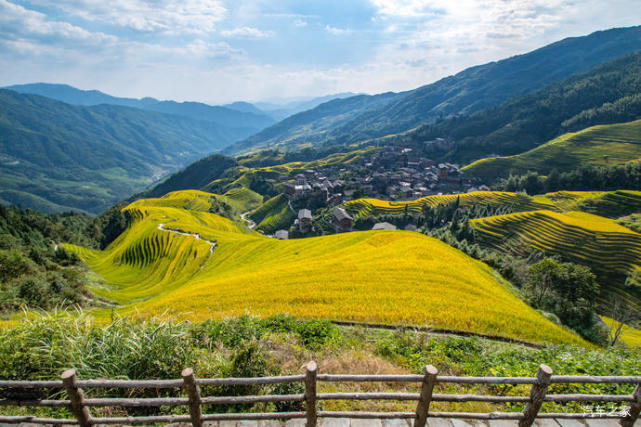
[1,0,640,104]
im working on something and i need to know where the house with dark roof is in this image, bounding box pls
[298,209,312,233]
[333,207,353,232]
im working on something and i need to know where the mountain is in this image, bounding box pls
[226,91,405,154]
[229,26,641,155]
[131,154,238,200]
[254,92,359,120]
[394,51,641,165]
[223,101,266,115]
[0,90,251,214]
[4,83,275,135]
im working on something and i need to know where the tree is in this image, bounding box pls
[524,258,562,307]
[607,296,635,347]
[525,258,602,342]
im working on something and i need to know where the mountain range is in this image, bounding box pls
[0,89,255,214]
[3,26,641,214]
[4,83,275,132]
[227,26,641,155]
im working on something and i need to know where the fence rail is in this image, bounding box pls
[0,363,639,426]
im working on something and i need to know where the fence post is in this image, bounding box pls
[305,361,318,427]
[414,365,438,427]
[61,369,92,427]
[182,368,202,427]
[519,364,553,427]
[621,383,641,427]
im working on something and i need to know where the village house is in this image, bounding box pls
[298,209,312,233]
[333,207,353,232]
[372,222,397,230]
[275,230,289,240]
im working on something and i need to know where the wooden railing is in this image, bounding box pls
[0,362,640,426]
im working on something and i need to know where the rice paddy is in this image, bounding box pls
[65,190,585,346]
[345,191,557,217]
[471,210,641,307]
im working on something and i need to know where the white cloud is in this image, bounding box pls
[0,0,116,52]
[324,25,352,35]
[31,0,227,35]
[369,0,442,18]
[293,19,308,27]
[220,26,274,39]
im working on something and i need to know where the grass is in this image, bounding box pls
[471,210,641,307]
[0,312,638,419]
[64,190,585,346]
[462,119,641,180]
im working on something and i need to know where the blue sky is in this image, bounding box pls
[1,0,640,104]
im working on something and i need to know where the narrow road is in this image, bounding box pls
[157,223,216,269]
[239,211,256,229]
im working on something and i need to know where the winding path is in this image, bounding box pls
[239,211,256,229]
[157,223,216,269]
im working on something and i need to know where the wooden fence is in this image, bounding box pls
[0,362,640,426]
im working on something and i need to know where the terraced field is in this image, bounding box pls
[573,190,641,218]
[471,210,641,307]
[65,190,585,346]
[345,191,557,217]
[462,119,641,181]
[346,190,641,220]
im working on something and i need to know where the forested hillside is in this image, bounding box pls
[392,52,641,164]
[0,90,245,214]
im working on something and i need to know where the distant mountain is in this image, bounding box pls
[226,91,405,155]
[230,26,641,155]
[223,101,266,116]
[3,83,144,107]
[0,90,252,214]
[254,92,360,120]
[4,83,275,135]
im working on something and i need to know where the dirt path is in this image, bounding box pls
[239,211,256,229]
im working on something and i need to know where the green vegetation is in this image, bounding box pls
[523,259,601,342]
[0,312,638,419]
[618,213,641,233]
[0,90,255,214]
[495,161,641,196]
[0,203,135,314]
[463,119,641,181]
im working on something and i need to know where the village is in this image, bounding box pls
[272,141,490,239]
